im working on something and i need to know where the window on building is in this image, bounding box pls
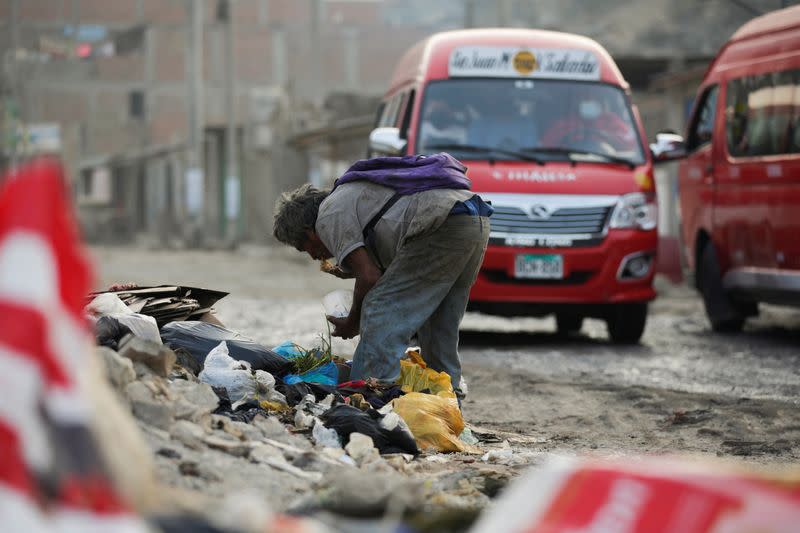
[726,68,800,157]
[687,85,718,151]
[129,90,145,119]
[77,167,112,205]
[81,169,94,196]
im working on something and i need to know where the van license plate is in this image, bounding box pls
[514,254,564,279]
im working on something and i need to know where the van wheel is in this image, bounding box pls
[556,313,583,335]
[606,303,648,344]
[699,243,745,333]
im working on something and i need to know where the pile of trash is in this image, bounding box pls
[84,288,516,532]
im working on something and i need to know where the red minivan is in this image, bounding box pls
[653,6,800,331]
[368,29,658,343]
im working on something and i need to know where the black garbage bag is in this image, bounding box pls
[276,381,340,407]
[160,321,292,377]
[320,404,419,455]
[95,316,132,351]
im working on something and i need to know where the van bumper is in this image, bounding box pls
[468,229,657,315]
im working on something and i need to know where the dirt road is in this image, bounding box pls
[91,245,800,465]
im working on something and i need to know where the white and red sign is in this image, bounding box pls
[0,159,145,531]
[449,46,601,80]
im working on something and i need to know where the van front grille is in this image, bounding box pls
[490,205,613,235]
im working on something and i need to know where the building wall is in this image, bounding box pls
[0,0,432,245]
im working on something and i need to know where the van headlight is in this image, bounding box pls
[610,193,657,231]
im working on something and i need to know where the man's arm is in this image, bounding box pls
[327,247,381,339]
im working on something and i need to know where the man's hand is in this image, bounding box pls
[320,260,354,279]
[327,315,359,339]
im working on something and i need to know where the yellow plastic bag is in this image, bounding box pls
[392,392,468,453]
[398,352,456,398]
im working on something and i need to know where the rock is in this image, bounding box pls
[132,361,156,379]
[252,415,289,438]
[179,460,221,481]
[251,415,313,450]
[320,447,357,467]
[207,416,264,442]
[209,414,243,438]
[229,420,263,442]
[125,381,175,430]
[157,447,181,459]
[170,380,219,421]
[204,434,251,457]
[315,467,416,517]
[250,443,322,481]
[345,433,380,465]
[476,469,513,498]
[119,335,176,377]
[481,448,513,465]
[171,420,207,450]
[96,346,135,390]
[173,347,203,375]
[384,454,413,472]
[83,343,160,512]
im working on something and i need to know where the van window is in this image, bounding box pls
[398,89,415,139]
[727,69,800,157]
[687,85,718,151]
[379,93,403,127]
[373,102,386,128]
[417,79,644,164]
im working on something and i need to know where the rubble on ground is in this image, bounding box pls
[88,287,532,532]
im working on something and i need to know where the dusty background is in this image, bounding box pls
[91,245,800,467]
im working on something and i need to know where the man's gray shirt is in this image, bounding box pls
[315,182,473,270]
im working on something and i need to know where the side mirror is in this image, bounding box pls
[369,127,407,157]
[650,132,687,163]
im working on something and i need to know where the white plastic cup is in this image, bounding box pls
[323,289,353,318]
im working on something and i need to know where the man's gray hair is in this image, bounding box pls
[273,184,330,248]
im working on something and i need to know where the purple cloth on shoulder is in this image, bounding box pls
[333,152,471,195]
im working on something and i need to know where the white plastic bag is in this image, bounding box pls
[86,293,133,316]
[322,289,353,318]
[198,341,280,403]
[86,293,162,345]
[114,313,162,345]
[312,420,341,448]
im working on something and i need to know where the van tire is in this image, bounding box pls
[606,303,648,344]
[556,313,583,335]
[699,243,745,333]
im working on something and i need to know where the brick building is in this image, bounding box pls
[0,0,429,244]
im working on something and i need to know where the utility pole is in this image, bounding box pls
[311,0,323,101]
[185,0,205,247]
[496,0,512,27]
[220,0,240,247]
[6,0,21,169]
[464,0,475,28]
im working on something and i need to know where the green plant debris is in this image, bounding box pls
[289,318,334,374]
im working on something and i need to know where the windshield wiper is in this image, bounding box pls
[521,146,637,169]
[425,143,544,165]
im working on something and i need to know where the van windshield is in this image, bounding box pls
[417,79,645,165]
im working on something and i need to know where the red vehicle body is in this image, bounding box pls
[661,6,800,331]
[369,29,658,343]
